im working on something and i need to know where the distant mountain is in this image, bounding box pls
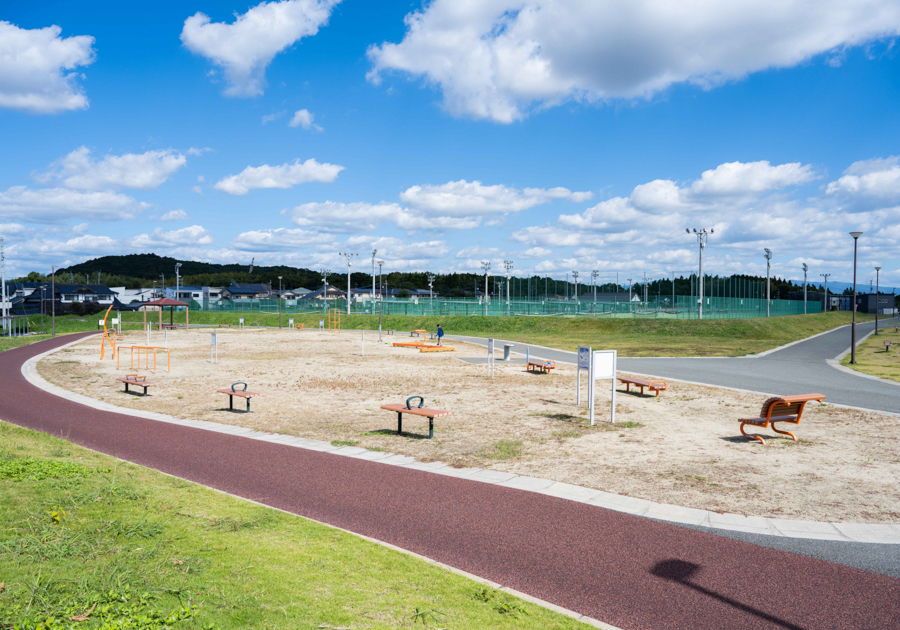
[59,254,300,280]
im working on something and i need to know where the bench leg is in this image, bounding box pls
[229,395,233,411]
[142,386,148,396]
[246,397,251,412]
[739,422,767,445]
[124,382,129,394]
[771,422,797,442]
[397,412,403,434]
[429,417,434,439]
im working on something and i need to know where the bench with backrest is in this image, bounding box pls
[217,382,261,412]
[738,393,826,445]
[116,374,156,396]
[381,396,450,439]
[527,360,556,374]
[618,376,668,397]
[885,340,893,352]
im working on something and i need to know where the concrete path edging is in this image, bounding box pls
[23,336,900,546]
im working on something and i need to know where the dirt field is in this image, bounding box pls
[39,328,900,523]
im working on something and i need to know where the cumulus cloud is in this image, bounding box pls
[262,110,286,124]
[214,158,344,194]
[232,227,325,251]
[0,222,27,235]
[130,225,213,248]
[690,161,817,196]
[38,147,187,190]
[826,156,900,204]
[181,0,340,97]
[286,200,481,232]
[400,180,592,216]
[10,235,121,263]
[161,210,188,221]
[0,21,95,114]
[368,0,900,122]
[0,186,148,223]
[288,108,323,131]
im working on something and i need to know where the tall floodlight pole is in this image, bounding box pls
[427,273,435,313]
[0,237,6,335]
[820,273,831,312]
[802,263,808,314]
[503,260,513,316]
[686,228,713,320]
[763,248,773,317]
[278,276,283,328]
[371,249,378,312]
[592,269,598,315]
[875,266,882,335]
[572,270,579,314]
[377,260,384,341]
[850,232,863,364]
[320,269,329,314]
[175,263,182,300]
[51,265,56,336]
[339,252,358,314]
[481,261,491,315]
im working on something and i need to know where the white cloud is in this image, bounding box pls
[232,227,327,251]
[191,185,202,194]
[0,21,95,114]
[130,225,213,248]
[262,110,286,124]
[181,0,340,97]
[690,161,817,196]
[0,186,148,223]
[161,210,188,221]
[826,156,900,203]
[288,108,323,131]
[367,0,900,122]
[522,247,552,258]
[197,175,205,182]
[187,147,212,156]
[10,234,121,261]
[455,246,499,259]
[38,147,187,190]
[0,222,27,235]
[285,200,481,232]
[214,158,344,194]
[400,180,592,216]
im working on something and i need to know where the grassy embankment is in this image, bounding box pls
[840,323,900,383]
[0,421,588,629]
[4,310,873,356]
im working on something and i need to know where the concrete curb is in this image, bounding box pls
[23,336,900,545]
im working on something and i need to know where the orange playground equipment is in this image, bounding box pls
[100,304,117,360]
[327,308,341,332]
[392,341,455,352]
[139,297,190,332]
[117,345,171,373]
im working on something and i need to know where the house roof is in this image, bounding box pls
[141,297,190,307]
[226,282,270,294]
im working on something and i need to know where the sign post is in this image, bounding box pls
[239,317,245,330]
[589,349,617,425]
[288,318,294,328]
[577,345,590,405]
[210,333,218,364]
[487,338,495,378]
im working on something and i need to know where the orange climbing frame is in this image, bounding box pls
[116,345,171,373]
[328,308,341,332]
[100,304,116,360]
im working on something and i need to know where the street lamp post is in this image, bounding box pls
[377,260,384,341]
[339,252,358,314]
[687,228,713,319]
[802,263,808,314]
[764,248,773,317]
[572,270,579,315]
[371,249,377,313]
[592,269,598,315]
[820,273,830,312]
[427,273,435,314]
[627,278,633,312]
[875,266,882,335]
[850,231,863,364]
[503,260,513,316]
[51,265,56,337]
[481,261,491,315]
[278,276,283,328]
[175,263,182,301]
[320,269,329,315]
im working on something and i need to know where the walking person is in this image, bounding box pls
[436,324,444,346]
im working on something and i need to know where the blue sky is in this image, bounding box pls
[1,0,899,292]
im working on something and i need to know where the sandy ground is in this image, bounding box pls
[39,328,900,523]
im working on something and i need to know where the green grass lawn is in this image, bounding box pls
[0,421,590,630]
[4,310,872,357]
[840,324,900,383]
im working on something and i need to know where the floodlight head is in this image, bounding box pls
[802,263,808,272]
[850,231,863,239]
[875,266,882,271]
[710,228,714,234]
[693,228,697,233]
[377,260,383,266]
[175,263,182,269]
[764,248,772,259]
[686,228,690,234]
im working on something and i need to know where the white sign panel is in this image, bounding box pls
[487,338,494,354]
[239,317,244,325]
[288,318,294,327]
[577,345,591,370]
[592,350,616,379]
[211,333,217,346]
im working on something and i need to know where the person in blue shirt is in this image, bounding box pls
[437,324,444,346]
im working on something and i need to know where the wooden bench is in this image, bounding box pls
[527,360,556,374]
[116,374,156,396]
[885,341,893,352]
[618,377,668,397]
[217,382,261,412]
[739,393,826,445]
[381,396,450,439]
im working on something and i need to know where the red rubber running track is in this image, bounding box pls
[2,334,898,630]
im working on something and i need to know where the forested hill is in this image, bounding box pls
[60,254,293,280]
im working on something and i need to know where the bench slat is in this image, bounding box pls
[380,404,451,418]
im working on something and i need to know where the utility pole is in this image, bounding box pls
[339,251,358,314]
[503,260,513,317]
[481,261,491,315]
[427,273,435,313]
[278,275,283,328]
[764,248,773,317]
[850,231,863,364]
[686,228,713,320]
[572,270,579,314]
[820,273,830,312]
[627,278,633,311]
[592,269,598,315]
[175,263,182,301]
[802,263,808,314]
[875,266,882,335]
[371,249,378,312]
[377,260,384,341]
[320,269,329,314]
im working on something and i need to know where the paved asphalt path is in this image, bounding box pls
[3,334,899,630]
[450,316,900,414]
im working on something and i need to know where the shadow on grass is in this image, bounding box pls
[363,428,430,440]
